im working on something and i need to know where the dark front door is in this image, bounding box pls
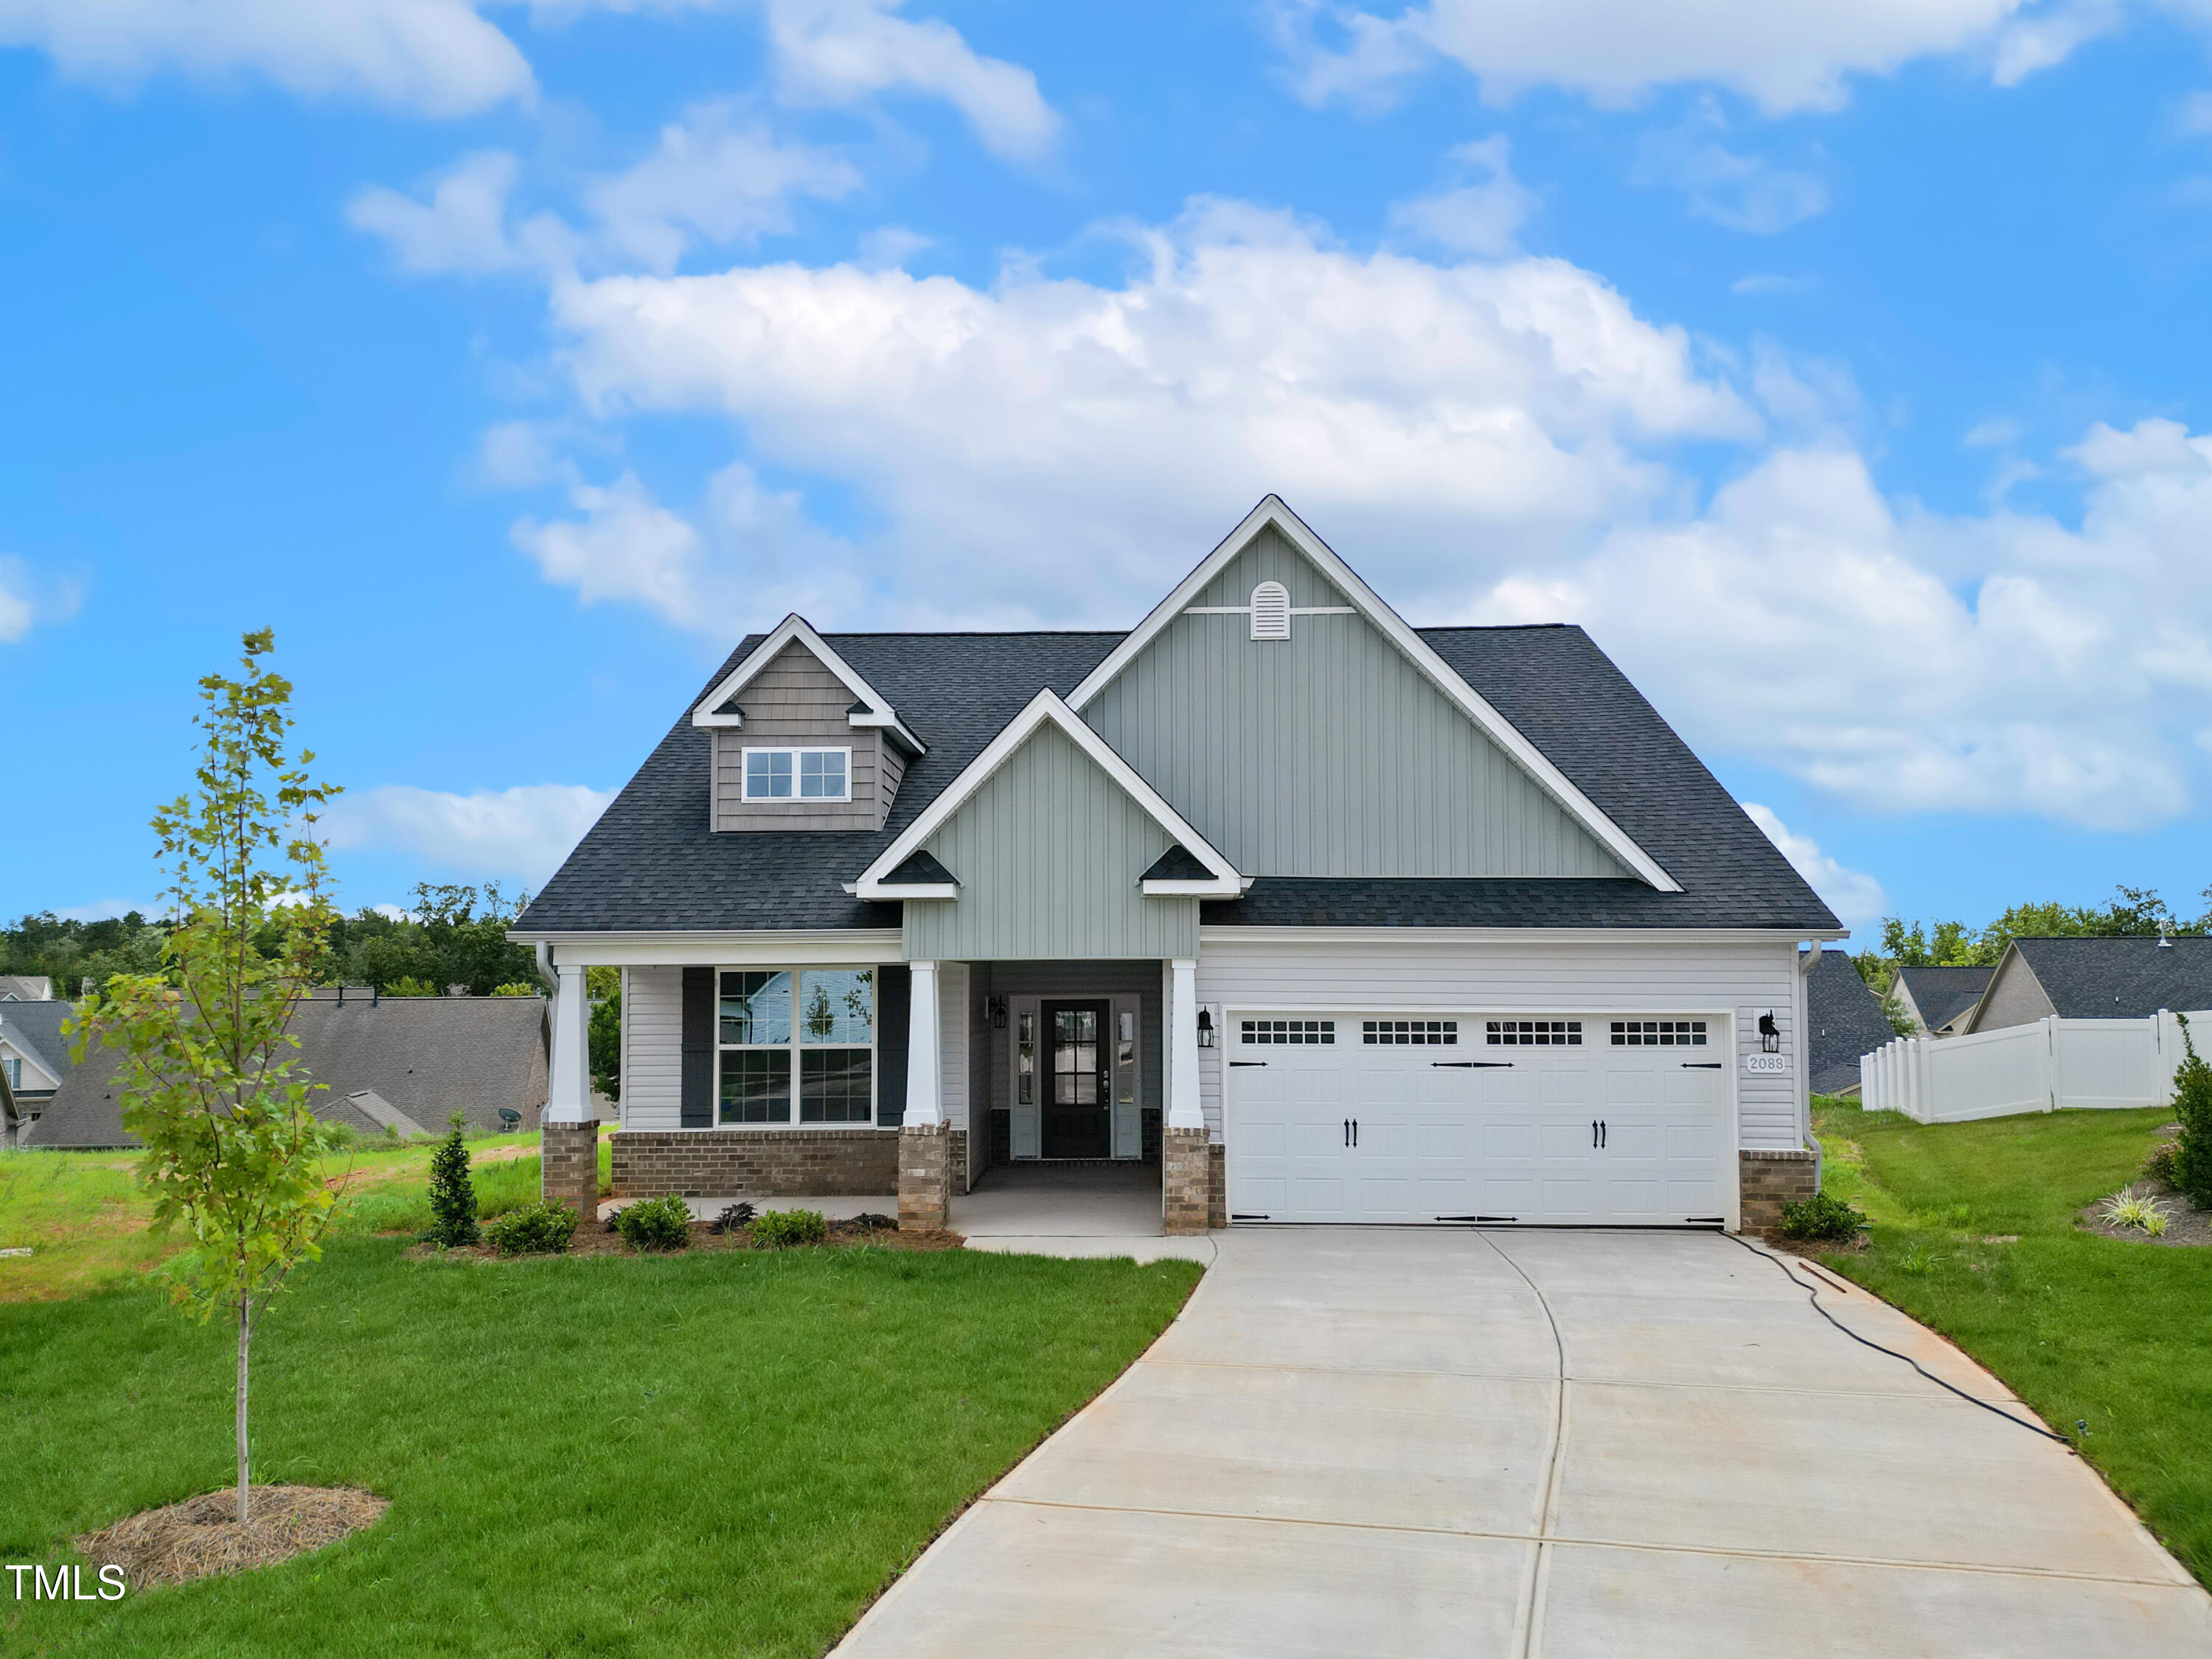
[1042,1000,1112,1159]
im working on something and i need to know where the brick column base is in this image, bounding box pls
[899,1123,951,1232]
[541,1121,600,1218]
[1740,1148,1819,1239]
[1164,1127,1211,1235]
[1207,1142,1226,1230]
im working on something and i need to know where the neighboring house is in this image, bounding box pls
[0,975,53,1001]
[0,999,75,1146]
[515,497,1843,1236]
[1806,950,1895,1097]
[1890,964,1994,1037]
[1961,936,2212,1034]
[24,990,549,1150]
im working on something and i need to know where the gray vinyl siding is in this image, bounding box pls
[1083,526,1625,879]
[1966,953,2054,1033]
[981,960,1164,1120]
[622,967,684,1130]
[711,643,897,832]
[1194,935,1804,1150]
[903,722,1200,961]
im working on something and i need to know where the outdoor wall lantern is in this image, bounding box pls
[1758,1012,1781,1053]
[1197,1009,1216,1048]
[988,996,1008,1030]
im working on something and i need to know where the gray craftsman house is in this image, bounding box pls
[516,499,1842,1234]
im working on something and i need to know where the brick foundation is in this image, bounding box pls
[540,1121,601,1217]
[611,1129,897,1200]
[1740,1148,1819,1239]
[1207,1141,1225,1230]
[1164,1127,1211,1235]
[899,1123,951,1231]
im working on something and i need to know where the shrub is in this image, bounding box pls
[427,1115,480,1248]
[2144,1139,2180,1186]
[2171,1015,2212,1208]
[2100,1185,2172,1235]
[1778,1190,1863,1245]
[709,1202,756,1235]
[747,1208,828,1248]
[486,1201,580,1256]
[616,1194,692,1252]
[322,1119,358,1152]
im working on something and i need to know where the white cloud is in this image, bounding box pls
[1272,0,2025,114]
[1731,272,1818,297]
[54,898,161,923]
[2178,88,2212,135]
[0,0,532,116]
[1742,805,1887,928]
[0,562,32,644]
[1632,105,1829,234]
[1964,417,2024,448]
[1387,136,1538,256]
[511,472,706,621]
[347,151,538,275]
[0,554,80,644]
[322,783,616,884]
[585,100,862,272]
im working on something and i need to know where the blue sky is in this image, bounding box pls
[6,0,2212,937]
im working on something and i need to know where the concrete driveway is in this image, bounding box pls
[834,1228,2211,1658]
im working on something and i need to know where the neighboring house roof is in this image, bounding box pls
[1968,937,2212,1029]
[518,621,1838,936]
[0,1000,74,1094]
[0,975,53,1001]
[1892,965,1993,1034]
[24,995,549,1150]
[1806,950,1894,1095]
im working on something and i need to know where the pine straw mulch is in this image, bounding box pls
[403,1215,965,1264]
[76,1486,389,1590]
[2075,1178,2212,1248]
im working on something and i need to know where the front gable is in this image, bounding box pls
[1075,503,1664,884]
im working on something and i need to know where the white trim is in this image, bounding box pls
[740,744,853,804]
[1141,879,1239,897]
[504,929,901,964]
[1068,495,1683,894]
[852,689,1247,900]
[714,964,886,1131]
[1198,925,1848,945]
[0,1038,60,1093]
[689,613,924,752]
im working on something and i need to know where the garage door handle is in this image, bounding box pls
[1680,1062,1722,1070]
[1229,1060,1267,1068]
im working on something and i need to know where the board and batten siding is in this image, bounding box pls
[1193,934,1806,1150]
[903,722,1200,961]
[711,642,896,832]
[622,966,685,1131]
[1082,526,1626,880]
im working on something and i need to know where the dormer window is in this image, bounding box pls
[744,747,850,801]
[1250,580,1290,640]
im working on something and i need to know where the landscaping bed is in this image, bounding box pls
[405,1215,966,1261]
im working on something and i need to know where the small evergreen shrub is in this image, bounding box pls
[616,1194,692,1252]
[747,1208,828,1248]
[322,1119,358,1151]
[486,1201,580,1256]
[427,1115,480,1247]
[2143,1139,2180,1187]
[1778,1190,1864,1244]
[709,1202,756,1235]
[2171,1015,2212,1209]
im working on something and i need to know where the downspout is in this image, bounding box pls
[1798,942,1822,1191]
[536,941,559,994]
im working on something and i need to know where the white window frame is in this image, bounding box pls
[740,746,852,804]
[713,967,882,1129]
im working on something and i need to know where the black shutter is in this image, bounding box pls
[681,967,714,1128]
[876,964,910,1128]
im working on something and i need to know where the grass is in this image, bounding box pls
[0,1237,1200,1657]
[1809,1097,2212,1585]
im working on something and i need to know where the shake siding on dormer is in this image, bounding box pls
[1080,526,1627,879]
[709,641,897,832]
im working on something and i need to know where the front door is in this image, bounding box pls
[1042,1000,1111,1158]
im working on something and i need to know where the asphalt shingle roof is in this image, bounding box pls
[1806,950,1894,1095]
[1893,964,1993,1032]
[2008,936,2212,1021]
[0,1000,74,1091]
[519,623,1839,936]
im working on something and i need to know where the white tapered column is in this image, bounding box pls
[903,961,944,1127]
[545,962,592,1124]
[1167,957,1203,1131]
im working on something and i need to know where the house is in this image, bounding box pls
[1805,950,1895,1097]
[515,498,1843,1236]
[1889,964,1993,1037]
[0,998,74,1146]
[24,990,549,1149]
[0,975,53,1001]
[1960,936,2212,1034]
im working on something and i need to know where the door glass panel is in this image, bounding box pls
[1116,1009,1136,1106]
[1016,1010,1035,1105]
[1054,1008,1099,1105]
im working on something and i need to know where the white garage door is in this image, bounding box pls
[1225,1014,1731,1225]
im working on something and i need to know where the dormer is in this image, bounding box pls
[691,616,923,833]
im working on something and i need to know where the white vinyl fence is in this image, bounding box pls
[1859,1010,2212,1124]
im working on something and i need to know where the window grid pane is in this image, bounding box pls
[799,969,872,1045]
[745,749,796,799]
[1610,1019,1708,1047]
[799,1049,873,1123]
[1486,1020,1583,1046]
[1362,1020,1458,1046]
[1241,1019,1335,1045]
[720,1050,791,1124]
[719,971,792,1045]
[799,749,848,799]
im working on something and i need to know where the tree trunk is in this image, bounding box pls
[235,1294,251,1525]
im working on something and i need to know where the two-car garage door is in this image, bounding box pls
[1225,1013,1731,1226]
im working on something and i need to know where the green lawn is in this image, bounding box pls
[1811,1099,2212,1585]
[1,1237,1200,1657]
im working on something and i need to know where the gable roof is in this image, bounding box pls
[689,613,924,753]
[0,1000,73,1092]
[1068,496,1680,894]
[1893,964,1993,1032]
[1975,936,2212,1024]
[1806,949,1894,1094]
[852,690,1243,900]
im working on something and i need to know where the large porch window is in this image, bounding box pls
[717,968,876,1126]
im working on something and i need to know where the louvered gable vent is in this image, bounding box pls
[1249,580,1290,640]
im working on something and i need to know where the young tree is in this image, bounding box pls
[2171,1015,2212,1210]
[428,1113,480,1247]
[72,630,342,1526]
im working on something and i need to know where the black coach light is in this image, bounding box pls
[1197,1008,1215,1048]
[1758,1011,1781,1053]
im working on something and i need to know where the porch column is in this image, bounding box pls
[540,958,598,1217]
[899,960,950,1231]
[1163,957,1210,1235]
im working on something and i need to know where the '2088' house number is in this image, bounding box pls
[1742,1053,1790,1075]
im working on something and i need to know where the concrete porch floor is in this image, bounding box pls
[956,1161,1215,1265]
